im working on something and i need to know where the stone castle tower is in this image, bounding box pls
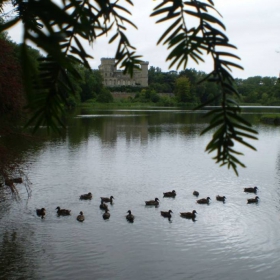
[99,58,149,87]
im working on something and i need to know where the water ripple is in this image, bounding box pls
[2,110,280,280]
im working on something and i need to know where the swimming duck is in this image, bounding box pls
[80,192,92,200]
[36,208,46,218]
[180,210,197,219]
[126,210,134,222]
[103,209,110,220]
[163,190,176,197]
[216,195,226,202]
[145,197,160,206]
[100,196,114,203]
[160,210,173,218]
[56,206,71,216]
[193,191,199,197]
[197,197,211,204]
[244,186,258,193]
[247,196,259,204]
[99,199,109,210]
[77,211,85,222]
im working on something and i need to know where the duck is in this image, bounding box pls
[99,199,108,211]
[197,197,211,204]
[36,208,46,218]
[160,210,173,218]
[126,210,134,222]
[247,196,259,204]
[163,190,176,197]
[103,209,110,220]
[56,206,71,216]
[77,211,85,222]
[145,197,160,206]
[193,190,199,197]
[180,210,197,219]
[244,186,258,193]
[80,192,92,200]
[100,196,114,203]
[216,195,226,202]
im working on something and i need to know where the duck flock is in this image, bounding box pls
[36,186,259,222]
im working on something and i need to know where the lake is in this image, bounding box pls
[1,107,280,280]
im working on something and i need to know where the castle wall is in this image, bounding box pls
[99,58,149,87]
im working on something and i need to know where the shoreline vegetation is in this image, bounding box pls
[260,115,280,125]
[78,101,280,128]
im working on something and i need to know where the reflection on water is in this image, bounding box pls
[68,109,205,148]
[0,229,36,279]
[1,108,280,280]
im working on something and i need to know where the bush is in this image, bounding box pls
[96,88,114,103]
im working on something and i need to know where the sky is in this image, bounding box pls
[6,0,280,79]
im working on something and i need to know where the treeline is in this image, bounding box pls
[1,34,280,121]
[108,66,280,106]
[236,77,280,105]
[106,66,221,106]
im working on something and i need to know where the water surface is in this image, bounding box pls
[1,108,280,280]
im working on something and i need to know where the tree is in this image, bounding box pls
[148,67,177,93]
[96,88,113,103]
[0,0,258,175]
[0,37,24,119]
[79,68,103,102]
[0,34,31,191]
[175,77,192,103]
[179,69,197,85]
[196,79,220,105]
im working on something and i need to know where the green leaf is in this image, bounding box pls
[200,119,224,135]
[109,33,119,44]
[220,60,244,70]
[156,12,181,24]
[233,131,258,141]
[113,4,132,15]
[151,7,172,17]
[184,11,225,29]
[157,17,182,44]
[215,51,241,60]
[163,25,183,45]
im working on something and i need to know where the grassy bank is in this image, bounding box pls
[79,100,196,110]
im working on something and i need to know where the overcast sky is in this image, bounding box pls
[7,0,280,79]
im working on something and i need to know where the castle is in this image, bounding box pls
[99,58,149,87]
